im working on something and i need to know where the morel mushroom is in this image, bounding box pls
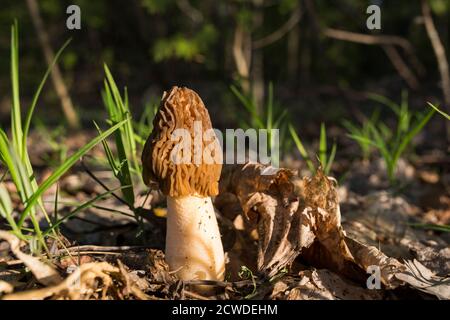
[141,86,225,281]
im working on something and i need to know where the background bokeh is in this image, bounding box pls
[0,0,448,148]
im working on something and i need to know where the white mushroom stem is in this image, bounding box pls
[165,195,225,281]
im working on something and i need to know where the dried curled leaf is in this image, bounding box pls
[110,248,176,298]
[219,163,301,277]
[407,243,450,277]
[395,259,450,300]
[219,163,355,278]
[1,261,152,300]
[2,262,117,300]
[344,236,405,289]
[298,169,355,274]
[0,280,13,295]
[271,269,383,300]
[0,230,62,286]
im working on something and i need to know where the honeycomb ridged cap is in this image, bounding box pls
[141,86,222,197]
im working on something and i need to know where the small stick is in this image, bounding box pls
[185,279,262,288]
[55,245,149,255]
[81,158,129,207]
[184,291,211,300]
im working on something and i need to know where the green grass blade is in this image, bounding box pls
[409,223,450,233]
[94,122,119,175]
[266,82,273,131]
[347,134,377,147]
[43,186,125,236]
[368,93,400,114]
[427,102,450,120]
[273,109,288,129]
[11,21,23,157]
[0,129,27,202]
[319,123,327,166]
[231,85,254,115]
[134,133,146,146]
[230,85,264,128]
[22,39,72,153]
[289,124,315,173]
[18,119,127,227]
[0,183,21,234]
[104,65,139,174]
[393,108,435,166]
[9,144,44,244]
[399,90,410,133]
[378,122,392,140]
[325,142,337,175]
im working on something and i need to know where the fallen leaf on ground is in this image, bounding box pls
[0,280,13,295]
[271,269,383,300]
[3,262,118,300]
[395,259,450,300]
[344,236,405,288]
[0,230,62,286]
[219,163,356,278]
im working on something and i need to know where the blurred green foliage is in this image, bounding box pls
[153,24,217,62]
[0,0,447,132]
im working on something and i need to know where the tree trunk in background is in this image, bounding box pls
[421,0,450,142]
[251,0,265,115]
[26,0,80,129]
[287,23,300,81]
[232,24,251,94]
[421,0,450,107]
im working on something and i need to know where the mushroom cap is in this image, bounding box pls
[141,86,222,197]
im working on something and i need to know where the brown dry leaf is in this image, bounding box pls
[0,230,62,286]
[344,237,405,289]
[113,249,176,298]
[0,280,13,295]
[219,163,302,277]
[2,262,118,300]
[298,170,355,274]
[219,163,356,278]
[273,269,383,300]
[0,269,24,286]
[59,255,93,269]
[219,162,449,299]
[117,260,150,300]
[407,243,450,276]
[395,259,450,300]
[342,191,416,248]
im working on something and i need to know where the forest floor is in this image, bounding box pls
[0,128,449,300]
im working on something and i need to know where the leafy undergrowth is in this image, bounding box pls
[0,140,449,299]
[0,22,448,301]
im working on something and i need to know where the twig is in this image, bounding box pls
[175,0,203,23]
[3,259,24,267]
[184,290,211,300]
[139,189,152,208]
[61,251,122,256]
[185,279,263,288]
[61,221,136,235]
[81,158,129,207]
[233,24,251,91]
[324,28,421,89]
[25,0,79,128]
[323,28,412,51]
[382,45,419,89]
[421,0,450,107]
[92,205,135,219]
[303,0,424,87]
[55,245,149,255]
[253,6,302,49]
[0,170,7,183]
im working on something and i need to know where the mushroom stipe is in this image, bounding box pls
[141,87,225,284]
